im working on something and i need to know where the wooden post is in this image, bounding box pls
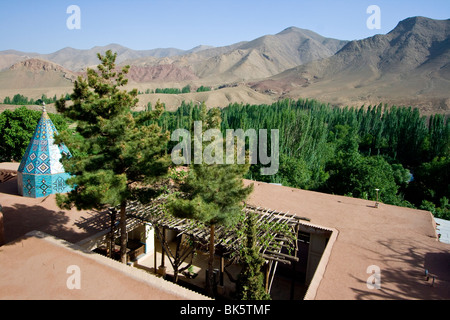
[206,224,215,297]
[154,227,158,273]
[219,256,224,286]
[158,227,167,277]
[173,235,182,283]
[290,223,300,300]
[108,207,116,259]
[264,261,270,294]
[161,228,166,267]
[119,201,128,264]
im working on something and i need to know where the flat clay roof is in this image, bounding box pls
[245,180,450,300]
[0,173,109,245]
[0,231,208,300]
[1,162,449,300]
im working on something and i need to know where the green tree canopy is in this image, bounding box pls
[55,50,171,263]
[325,153,408,205]
[236,213,271,300]
[167,105,253,296]
[0,106,69,162]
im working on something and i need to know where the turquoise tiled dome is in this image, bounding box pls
[17,105,73,198]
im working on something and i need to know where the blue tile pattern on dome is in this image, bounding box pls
[17,105,73,198]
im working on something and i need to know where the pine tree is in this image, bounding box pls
[55,50,171,263]
[167,105,253,297]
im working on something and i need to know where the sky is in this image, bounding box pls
[0,0,449,54]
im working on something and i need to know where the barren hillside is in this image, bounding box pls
[128,85,277,111]
[185,27,348,82]
[127,64,199,82]
[1,18,449,114]
[0,58,77,90]
[0,50,39,71]
[251,17,450,114]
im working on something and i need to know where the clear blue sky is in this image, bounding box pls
[1,0,449,53]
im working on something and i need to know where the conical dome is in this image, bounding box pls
[17,104,73,198]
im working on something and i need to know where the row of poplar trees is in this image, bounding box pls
[155,98,449,214]
[55,51,266,299]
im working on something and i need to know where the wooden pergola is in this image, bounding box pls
[125,197,310,296]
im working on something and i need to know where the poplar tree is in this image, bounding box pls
[167,105,253,297]
[55,50,171,263]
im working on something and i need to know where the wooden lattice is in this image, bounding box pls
[126,197,310,265]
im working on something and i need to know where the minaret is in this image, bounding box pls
[17,103,73,198]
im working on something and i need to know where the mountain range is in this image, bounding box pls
[0,16,449,114]
[251,17,450,113]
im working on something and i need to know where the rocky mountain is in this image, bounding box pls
[127,64,199,82]
[37,44,213,72]
[0,17,449,114]
[0,58,78,89]
[167,27,348,82]
[251,17,450,113]
[0,43,214,72]
[0,27,347,82]
[0,50,39,71]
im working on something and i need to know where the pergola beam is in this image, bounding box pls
[125,198,307,265]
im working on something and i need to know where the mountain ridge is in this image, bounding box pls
[0,17,449,114]
[250,16,450,114]
[0,58,77,90]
